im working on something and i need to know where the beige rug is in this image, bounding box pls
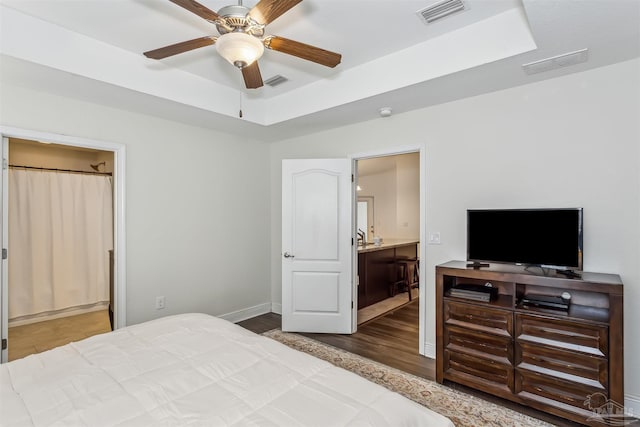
[263,329,553,427]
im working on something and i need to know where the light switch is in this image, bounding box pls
[428,232,441,245]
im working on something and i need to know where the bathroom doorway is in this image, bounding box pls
[6,138,114,360]
[0,127,126,364]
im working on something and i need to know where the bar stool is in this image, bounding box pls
[392,258,419,301]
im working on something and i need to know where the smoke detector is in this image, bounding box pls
[379,107,393,118]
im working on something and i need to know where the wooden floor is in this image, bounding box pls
[238,301,582,427]
[8,310,112,361]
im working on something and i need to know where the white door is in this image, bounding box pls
[282,159,353,333]
[1,137,8,362]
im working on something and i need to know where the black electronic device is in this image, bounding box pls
[448,283,498,302]
[520,294,570,311]
[467,208,583,271]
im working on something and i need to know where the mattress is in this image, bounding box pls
[0,313,453,426]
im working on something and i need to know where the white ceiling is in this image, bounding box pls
[1,0,639,142]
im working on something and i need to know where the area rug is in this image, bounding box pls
[263,329,553,427]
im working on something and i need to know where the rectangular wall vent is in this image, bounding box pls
[264,75,289,87]
[417,0,466,25]
[522,49,589,75]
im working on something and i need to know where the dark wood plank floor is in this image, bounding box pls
[238,302,582,427]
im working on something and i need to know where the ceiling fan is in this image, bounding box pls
[143,0,342,89]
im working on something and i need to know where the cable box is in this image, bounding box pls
[448,283,498,302]
[520,295,569,310]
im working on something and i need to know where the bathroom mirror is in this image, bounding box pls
[357,196,374,243]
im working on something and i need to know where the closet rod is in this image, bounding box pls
[9,164,113,176]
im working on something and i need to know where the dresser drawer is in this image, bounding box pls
[515,367,606,416]
[444,349,514,395]
[516,341,608,390]
[444,301,513,336]
[446,324,513,364]
[515,313,608,357]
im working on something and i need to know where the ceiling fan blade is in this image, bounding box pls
[169,0,220,22]
[265,36,341,68]
[248,0,302,25]
[242,61,264,89]
[143,36,216,59]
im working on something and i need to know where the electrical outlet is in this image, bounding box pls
[155,296,165,310]
[428,232,441,245]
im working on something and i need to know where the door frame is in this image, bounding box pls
[0,126,126,362]
[349,144,427,356]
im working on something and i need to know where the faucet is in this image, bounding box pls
[357,229,366,245]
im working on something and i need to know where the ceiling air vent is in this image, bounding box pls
[417,0,466,25]
[264,75,289,87]
[522,49,589,75]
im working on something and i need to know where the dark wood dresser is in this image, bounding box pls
[436,261,624,426]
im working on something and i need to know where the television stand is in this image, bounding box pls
[436,261,624,426]
[465,261,490,269]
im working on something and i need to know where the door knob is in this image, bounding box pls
[283,252,295,258]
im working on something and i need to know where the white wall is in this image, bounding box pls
[269,59,640,405]
[395,153,420,239]
[357,153,420,240]
[0,83,272,326]
[358,168,397,238]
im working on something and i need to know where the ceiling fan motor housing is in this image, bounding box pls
[215,5,264,37]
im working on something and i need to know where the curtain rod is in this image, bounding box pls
[9,164,113,176]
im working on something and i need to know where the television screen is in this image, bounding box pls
[467,208,583,270]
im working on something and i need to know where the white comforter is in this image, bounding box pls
[1,313,453,426]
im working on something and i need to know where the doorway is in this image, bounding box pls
[7,139,113,360]
[0,126,126,363]
[352,146,426,355]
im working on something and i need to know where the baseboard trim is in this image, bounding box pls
[624,393,640,416]
[9,302,109,327]
[271,302,282,315]
[219,303,272,324]
[423,342,435,359]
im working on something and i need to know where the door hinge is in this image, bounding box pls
[1,338,6,350]
[351,301,354,309]
[1,248,6,260]
[351,174,354,183]
[352,237,354,246]
[2,159,7,170]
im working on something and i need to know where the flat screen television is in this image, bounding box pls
[467,208,583,270]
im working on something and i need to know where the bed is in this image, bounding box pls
[1,313,453,426]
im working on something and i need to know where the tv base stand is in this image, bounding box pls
[465,261,490,269]
[436,261,624,426]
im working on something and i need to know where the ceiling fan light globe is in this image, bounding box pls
[216,32,264,68]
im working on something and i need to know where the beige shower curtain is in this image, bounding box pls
[8,168,113,320]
